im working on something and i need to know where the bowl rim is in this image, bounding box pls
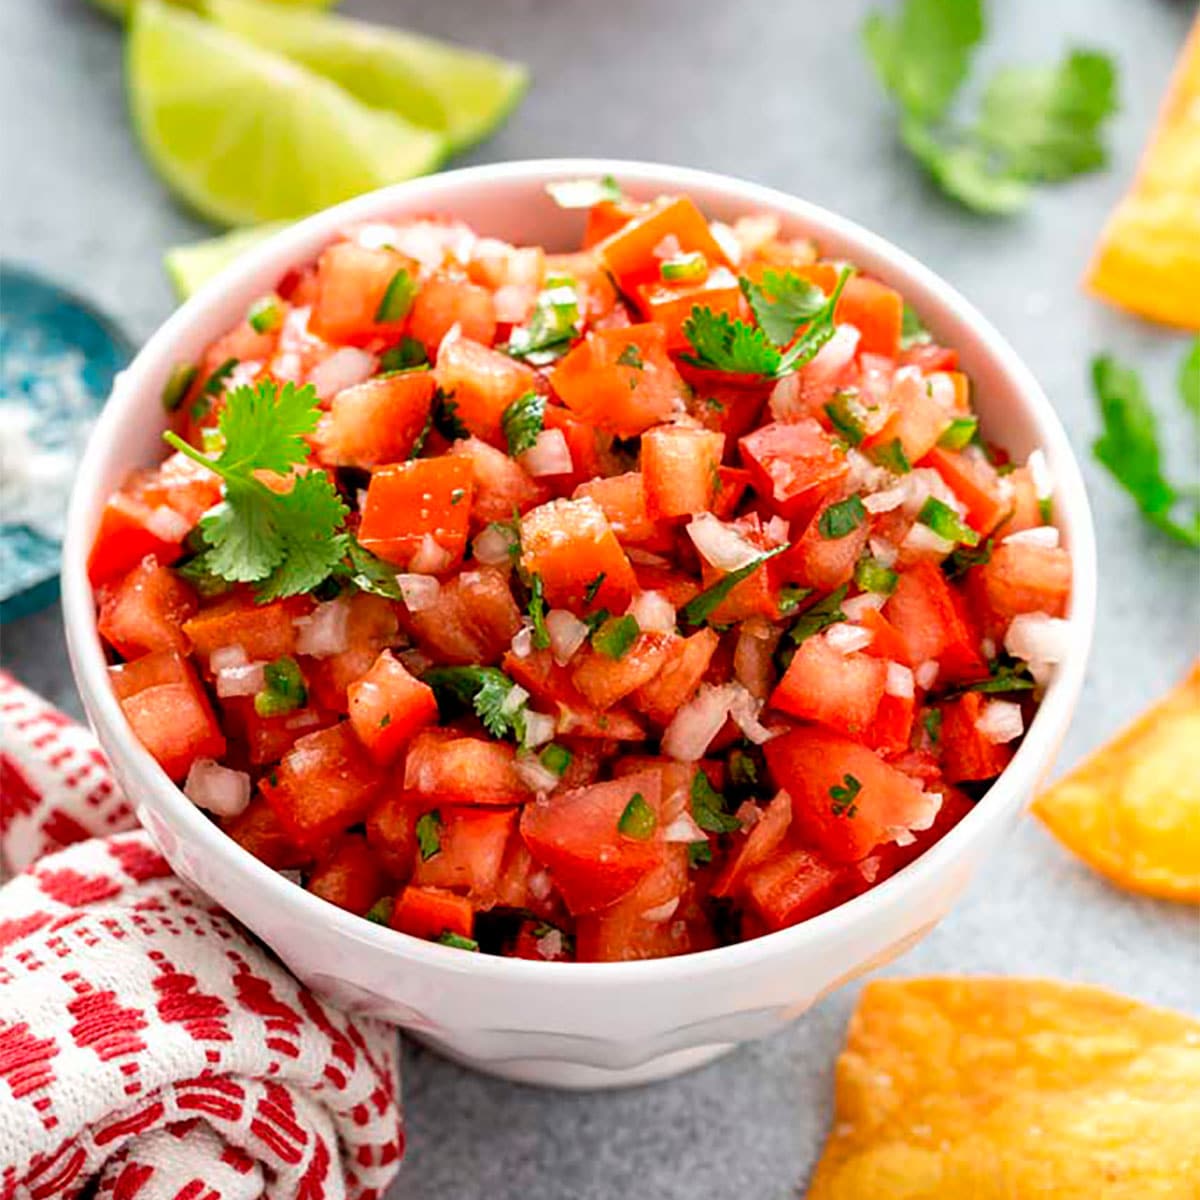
[62,157,1097,985]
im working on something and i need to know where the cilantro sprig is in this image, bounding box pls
[502,391,546,457]
[864,0,1118,215]
[1091,344,1200,549]
[423,666,529,742]
[163,379,348,601]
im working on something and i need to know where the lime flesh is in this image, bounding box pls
[128,0,445,226]
[164,222,287,298]
[203,0,528,152]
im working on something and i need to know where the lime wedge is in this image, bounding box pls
[128,0,445,226]
[89,0,335,20]
[203,0,528,152]
[164,223,287,299]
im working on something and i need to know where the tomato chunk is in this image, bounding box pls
[307,834,390,916]
[597,196,731,289]
[309,242,414,344]
[411,806,518,903]
[347,649,438,764]
[88,491,185,587]
[183,593,311,668]
[407,567,521,665]
[391,886,475,942]
[403,730,530,806]
[938,692,1016,782]
[98,556,198,660]
[434,335,538,445]
[770,634,886,735]
[835,276,903,358]
[739,419,848,519]
[743,846,846,931]
[410,277,496,354]
[314,372,435,468]
[641,425,725,519]
[885,562,987,684]
[967,542,1071,638]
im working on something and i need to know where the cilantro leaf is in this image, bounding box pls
[739,270,828,347]
[338,538,405,600]
[829,773,862,819]
[416,811,442,861]
[681,308,781,376]
[527,572,550,650]
[783,584,849,648]
[592,614,639,659]
[502,391,546,457]
[433,389,468,441]
[943,660,1037,698]
[691,769,741,834]
[679,547,787,627]
[1091,351,1200,548]
[253,474,350,601]
[900,303,931,349]
[900,118,1030,216]
[505,284,581,364]
[207,378,320,476]
[423,666,528,741]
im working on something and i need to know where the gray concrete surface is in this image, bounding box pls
[2,1,1198,1196]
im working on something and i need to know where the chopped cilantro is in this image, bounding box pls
[829,773,862,818]
[592,614,639,660]
[545,175,624,208]
[485,516,523,565]
[691,769,741,834]
[450,487,466,506]
[728,748,760,788]
[938,416,979,450]
[616,343,644,370]
[501,391,546,457]
[339,538,406,600]
[423,666,528,741]
[437,931,480,952]
[900,303,931,349]
[254,656,307,717]
[740,269,830,346]
[202,356,239,397]
[778,584,814,615]
[819,495,867,540]
[918,497,980,546]
[379,336,429,374]
[375,268,416,323]
[583,572,607,606]
[784,584,849,648]
[617,793,656,840]
[946,661,1037,697]
[161,362,198,412]
[688,840,713,868]
[824,391,869,446]
[416,811,442,861]
[922,708,943,746]
[433,389,468,441]
[870,437,911,474]
[943,537,993,579]
[506,284,580,364]
[527,572,550,650]
[679,547,787,627]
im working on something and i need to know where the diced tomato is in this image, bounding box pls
[390,886,474,942]
[449,436,546,525]
[347,649,438,764]
[770,634,886,735]
[541,405,602,492]
[309,242,415,344]
[631,564,700,610]
[634,272,745,349]
[739,419,848,519]
[222,795,310,870]
[632,628,720,725]
[596,196,731,289]
[520,770,664,915]
[88,491,185,587]
[778,492,870,591]
[742,846,846,931]
[550,325,686,436]
[407,567,521,665]
[712,466,753,520]
[260,723,382,848]
[573,472,661,544]
[885,562,988,684]
[835,276,903,357]
[365,790,422,880]
[358,455,474,570]
[403,730,531,806]
[966,542,1071,638]
[303,592,401,713]
[641,425,725,519]
[582,197,643,248]
[410,276,496,354]
[994,466,1042,539]
[142,452,224,525]
[863,370,952,465]
[700,529,783,624]
[571,633,675,710]
[434,335,540,444]
[221,699,335,767]
[519,497,637,614]
[412,806,518,903]
[924,447,1009,535]
[682,378,770,442]
[307,834,390,916]
[764,726,935,862]
[899,342,959,373]
[711,789,792,898]
[314,372,435,468]
[859,608,911,665]
[866,690,916,755]
[938,693,1016,782]
[97,556,198,660]
[183,593,312,668]
[108,651,225,782]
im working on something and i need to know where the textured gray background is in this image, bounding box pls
[3,1,1199,1196]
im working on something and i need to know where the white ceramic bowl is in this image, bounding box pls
[63,159,1096,1089]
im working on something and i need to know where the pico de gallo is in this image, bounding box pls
[89,181,1072,962]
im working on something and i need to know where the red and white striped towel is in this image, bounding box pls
[0,672,405,1199]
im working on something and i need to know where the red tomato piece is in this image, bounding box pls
[221,699,335,767]
[309,242,415,344]
[403,730,531,806]
[634,272,745,349]
[407,567,521,665]
[97,555,198,660]
[542,404,602,493]
[573,472,661,544]
[711,789,793,899]
[712,466,753,520]
[596,196,731,289]
[863,370,952,465]
[739,419,848,519]
[412,806,518,904]
[571,633,676,710]
[409,276,497,354]
[770,634,887,735]
[307,834,390,916]
[222,795,310,870]
[365,790,422,880]
[778,492,871,592]
[967,542,1071,639]
[924,446,1009,535]
[390,886,475,942]
[938,693,1016,782]
[183,593,311,668]
[88,491,185,587]
[520,770,665,915]
[347,649,438,765]
[314,372,435,468]
[742,846,846,931]
[449,436,546,525]
[835,276,903,357]
[434,335,539,445]
[108,651,225,782]
[866,690,916,756]
[885,562,988,684]
[641,425,725,519]
[302,592,402,714]
[632,628,720,726]
[358,455,474,570]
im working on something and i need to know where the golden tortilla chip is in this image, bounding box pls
[1087,20,1200,328]
[807,978,1200,1200]
[1033,661,1200,902]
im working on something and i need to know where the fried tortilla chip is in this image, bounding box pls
[1086,20,1200,328]
[1033,661,1200,902]
[807,978,1200,1200]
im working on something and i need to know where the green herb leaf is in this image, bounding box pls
[379,336,429,374]
[691,769,741,834]
[739,269,829,347]
[423,666,528,741]
[364,896,394,925]
[870,437,912,474]
[819,495,867,540]
[254,655,307,717]
[617,792,657,840]
[616,344,644,370]
[728,747,759,788]
[784,584,849,647]
[687,840,713,868]
[943,537,993,579]
[944,660,1037,697]
[486,516,523,565]
[501,391,546,457]
[506,283,581,363]
[433,389,469,441]
[681,307,782,376]
[546,175,624,208]
[778,584,814,615]
[375,268,416,323]
[938,416,978,450]
[1181,337,1200,420]
[339,538,406,600]
[437,931,480,952]
[900,303,932,349]
[1091,352,1200,548]
[901,118,1031,215]
[527,572,550,650]
[829,773,862,818]
[583,572,607,606]
[416,811,442,861]
[918,496,980,546]
[680,547,787,627]
[922,708,943,746]
[592,614,640,660]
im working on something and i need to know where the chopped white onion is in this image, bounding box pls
[536,928,564,960]
[501,684,530,717]
[409,533,453,575]
[708,221,742,265]
[546,608,589,665]
[351,221,402,250]
[1003,525,1060,548]
[868,536,899,568]
[395,573,441,612]
[901,522,955,558]
[925,372,957,411]
[976,699,1025,744]
[885,788,943,846]
[493,283,536,323]
[1026,448,1054,500]
[915,660,940,690]
[627,590,675,635]
[510,623,534,659]
[845,449,895,496]
[858,856,882,884]
[626,547,671,568]
[763,515,791,546]
[732,213,780,254]
[276,868,303,885]
[308,347,376,400]
[145,505,192,544]
[651,234,683,260]
[663,811,706,843]
[474,524,514,566]
[284,710,324,733]
[522,710,556,749]
[209,644,248,673]
[528,869,553,902]
[294,596,350,658]
[885,662,915,699]
[662,683,737,761]
[184,759,251,818]
[1004,612,1071,686]
[515,753,560,795]
[215,661,265,698]
[519,428,573,477]
[767,371,803,421]
[641,898,680,924]
[824,623,874,655]
[728,684,775,745]
[842,593,887,621]
[806,323,860,378]
[687,512,762,571]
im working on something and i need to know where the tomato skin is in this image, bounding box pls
[573,472,661,545]
[770,634,886,736]
[449,436,547,526]
[742,846,847,931]
[550,325,686,437]
[409,276,497,354]
[365,790,422,880]
[778,492,871,592]
[108,651,225,782]
[411,806,517,904]
[260,723,382,849]
[307,834,390,916]
[885,562,988,685]
[390,886,474,942]
[358,455,474,570]
[634,274,745,349]
[403,730,531,807]
[347,649,438,765]
[938,693,1015,782]
[924,447,1008,535]
[407,567,521,666]
[98,555,198,660]
[764,726,934,863]
[865,690,916,756]
[520,770,665,915]
[739,419,848,519]
[309,242,414,344]
[966,542,1071,639]
[641,425,725,519]
[314,371,435,468]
